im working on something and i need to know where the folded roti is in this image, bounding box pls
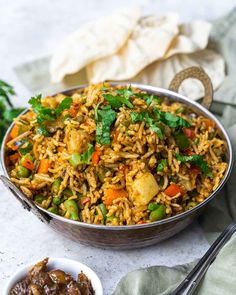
[50,7,141,83]
[87,14,179,83]
[131,49,225,100]
[164,20,212,58]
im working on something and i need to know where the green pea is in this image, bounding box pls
[48,207,59,214]
[69,153,81,168]
[149,205,166,221]
[63,188,73,197]
[16,166,30,178]
[98,203,107,219]
[148,203,160,211]
[35,194,47,204]
[64,200,79,221]
[53,197,62,205]
[51,178,62,194]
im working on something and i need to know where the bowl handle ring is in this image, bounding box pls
[0,175,50,224]
[169,66,213,109]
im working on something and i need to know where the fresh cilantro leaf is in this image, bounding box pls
[95,105,117,145]
[37,124,50,136]
[78,144,94,164]
[29,95,72,137]
[0,121,8,145]
[116,87,133,100]
[94,103,101,121]
[29,95,56,122]
[153,107,191,128]
[130,111,144,123]
[103,93,133,109]
[55,97,73,115]
[130,111,164,139]
[147,118,165,140]
[0,79,25,146]
[3,108,25,122]
[157,159,167,172]
[173,130,189,150]
[0,79,15,107]
[136,93,162,106]
[176,154,212,177]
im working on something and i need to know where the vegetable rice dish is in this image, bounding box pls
[5,84,227,225]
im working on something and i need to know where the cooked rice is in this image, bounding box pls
[6,84,228,226]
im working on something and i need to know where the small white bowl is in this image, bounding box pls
[3,257,103,295]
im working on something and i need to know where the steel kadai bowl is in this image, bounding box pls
[0,67,234,249]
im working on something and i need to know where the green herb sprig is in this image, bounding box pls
[0,80,25,145]
[29,95,73,136]
[95,105,117,145]
[176,154,212,177]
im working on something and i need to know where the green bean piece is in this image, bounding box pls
[69,153,80,168]
[16,166,30,178]
[64,200,79,221]
[106,216,117,224]
[148,203,160,211]
[53,197,62,205]
[35,194,46,204]
[176,106,185,114]
[63,188,73,197]
[51,178,62,194]
[149,205,166,221]
[48,207,59,214]
[98,203,107,219]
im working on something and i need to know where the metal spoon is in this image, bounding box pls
[171,222,236,295]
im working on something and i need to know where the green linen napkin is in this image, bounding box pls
[13,7,236,295]
[113,233,236,295]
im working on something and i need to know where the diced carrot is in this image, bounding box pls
[164,184,184,197]
[203,119,215,128]
[21,157,35,171]
[9,125,19,139]
[91,146,101,165]
[104,188,128,206]
[183,128,195,139]
[58,146,64,153]
[9,153,20,163]
[38,159,50,174]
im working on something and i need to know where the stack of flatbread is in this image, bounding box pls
[50,7,225,100]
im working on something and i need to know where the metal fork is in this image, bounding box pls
[171,222,236,295]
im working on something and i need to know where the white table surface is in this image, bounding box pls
[0,1,235,294]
